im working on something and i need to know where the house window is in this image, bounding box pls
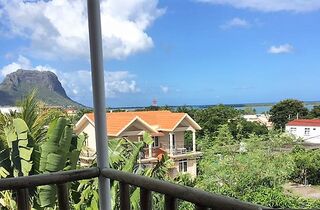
[305,128,310,136]
[290,127,296,134]
[152,136,159,147]
[179,159,188,172]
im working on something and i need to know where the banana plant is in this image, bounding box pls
[0,118,34,178]
[38,117,85,208]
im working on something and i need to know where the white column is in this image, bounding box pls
[192,131,196,152]
[169,133,173,155]
[148,144,152,158]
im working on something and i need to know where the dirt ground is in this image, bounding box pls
[284,182,320,199]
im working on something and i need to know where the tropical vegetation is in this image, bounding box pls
[1,94,320,209]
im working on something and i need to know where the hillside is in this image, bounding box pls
[0,69,84,107]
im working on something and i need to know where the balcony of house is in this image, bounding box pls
[140,130,202,167]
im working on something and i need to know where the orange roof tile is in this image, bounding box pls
[85,110,189,136]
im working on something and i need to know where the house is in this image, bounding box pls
[243,114,273,129]
[74,110,202,177]
[286,119,320,144]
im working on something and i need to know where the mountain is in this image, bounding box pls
[0,69,84,107]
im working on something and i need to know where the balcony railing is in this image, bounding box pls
[0,167,271,210]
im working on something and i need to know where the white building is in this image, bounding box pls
[285,119,320,144]
[243,114,273,129]
[0,106,21,114]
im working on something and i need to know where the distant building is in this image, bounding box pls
[0,106,21,114]
[65,108,77,116]
[243,114,273,129]
[286,119,320,144]
[75,110,202,177]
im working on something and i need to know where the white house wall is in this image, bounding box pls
[81,121,97,151]
[158,131,185,149]
[286,125,320,144]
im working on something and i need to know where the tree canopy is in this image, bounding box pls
[270,99,309,130]
[308,105,320,119]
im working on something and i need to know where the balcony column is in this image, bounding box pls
[192,130,196,152]
[148,143,152,158]
[169,133,173,155]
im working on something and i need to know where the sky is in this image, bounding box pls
[0,0,320,107]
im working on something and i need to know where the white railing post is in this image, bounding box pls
[87,0,111,209]
[192,131,196,152]
[169,133,173,155]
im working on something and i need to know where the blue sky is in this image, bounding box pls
[0,0,320,107]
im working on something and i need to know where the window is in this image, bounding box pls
[305,128,310,136]
[152,136,159,147]
[290,127,296,134]
[179,159,188,172]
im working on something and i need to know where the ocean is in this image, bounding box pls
[111,103,319,114]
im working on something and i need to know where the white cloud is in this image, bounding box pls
[59,70,139,103]
[160,85,169,93]
[0,55,32,77]
[220,17,250,29]
[196,0,320,12]
[0,56,140,105]
[268,44,294,54]
[0,0,165,59]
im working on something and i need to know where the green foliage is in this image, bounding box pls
[308,105,320,118]
[0,191,17,210]
[136,105,173,111]
[74,133,173,210]
[17,90,65,143]
[194,105,241,136]
[242,107,256,115]
[175,106,196,118]
[270,99,309,130]
[0,92,85,208]
[228,118,268,140]
[38,117,74,207]
[196,127,320,208]
[174,173,195,187]
[72,108,93,124]
[290,146,320,185]
[2,118,33,177]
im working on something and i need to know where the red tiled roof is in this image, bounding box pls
[85,110,189,136]
[287,119,320,127]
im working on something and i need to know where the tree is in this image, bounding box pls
[194,105,241,136]
[290,146,320,185]
[270,99,308,130]
[175,106,196,119]
[228,118,268,140]
[242,107,256,115]
[308,105,320,119]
